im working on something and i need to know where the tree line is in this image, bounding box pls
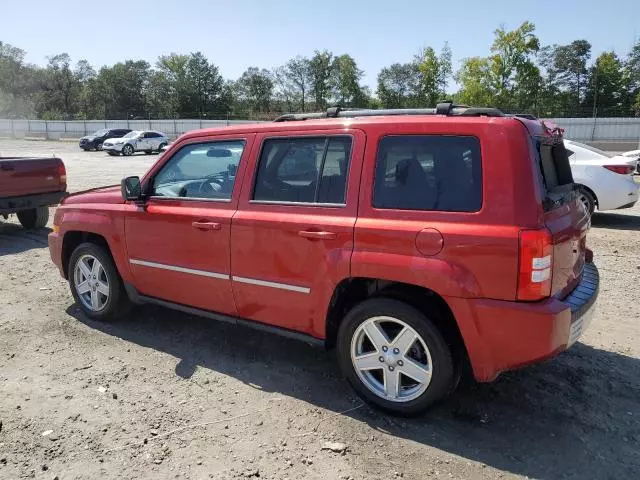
[1,22,639,120]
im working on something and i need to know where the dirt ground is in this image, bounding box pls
[1,139,638,480]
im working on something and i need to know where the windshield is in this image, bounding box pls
[123,131,139,139]
[566,140,614,158]
[93,129,108,136]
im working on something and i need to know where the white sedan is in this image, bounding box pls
[103,130,168,156]
[564,139,639,214]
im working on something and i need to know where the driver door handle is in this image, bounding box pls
[192,221,221,231]
[298,230,337,240]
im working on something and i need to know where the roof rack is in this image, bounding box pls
[273,103,504,122]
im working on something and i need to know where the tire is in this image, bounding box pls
[17,206,49,229]
[577,187,596,215]
[96,142,103,151]
[68,242,130,321]
[122,144,134,156]
[156,142,167,153]
[337,298,455,416]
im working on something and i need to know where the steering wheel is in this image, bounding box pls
[197,180,218,198]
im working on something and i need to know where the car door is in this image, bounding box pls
[230,129,365,338]
[137,132,151,151]
[124,133,254,314]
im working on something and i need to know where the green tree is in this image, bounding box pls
[488,21,540,109]
[376,62,419,108]
[584,51,626,116]
[185,52,225,116]
[309,50,334,109]
[37,53,80,119]
[455,57,494,106]
[285,56,311,112]
[236,67,274,113]
[331,54,365,107]
[624,38,640,115]
[414,43,452,106]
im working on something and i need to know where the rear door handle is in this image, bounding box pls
[192,221,221,231]
[298,230,337,240]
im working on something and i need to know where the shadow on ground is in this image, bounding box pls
[69,303,640,479]
[0,222,50,255]
[592,212,640,231]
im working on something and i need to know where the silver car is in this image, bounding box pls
[103,130,169,156]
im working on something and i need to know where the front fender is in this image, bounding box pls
[58,207,132,283]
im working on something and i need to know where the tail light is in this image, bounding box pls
[58,162,67,188]
[517,229,553,301]
[603,165,634,175]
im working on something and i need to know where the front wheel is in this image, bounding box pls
[337,298,455,416]
[17,206,49,229]
[95,142,103,151]
[122,144,134,156]
[68,242,130,321]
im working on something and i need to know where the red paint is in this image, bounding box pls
[0,157,66,197]
[49,114,595,383]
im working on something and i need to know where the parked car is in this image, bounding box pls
[564,139,639,214]
[1,157,67,229]
[79,128,132,151]
[48,104,598,415]
[102,130,168,156]
[620,149,640,174]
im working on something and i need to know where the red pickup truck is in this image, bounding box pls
[0,157,67,229]
[48,104,599,415]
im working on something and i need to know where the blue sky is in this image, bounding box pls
[3,0,639,89]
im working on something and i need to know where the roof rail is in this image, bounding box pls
[273,103,504,122]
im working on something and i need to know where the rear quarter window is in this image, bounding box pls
[373,135,482,212]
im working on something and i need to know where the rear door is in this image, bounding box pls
[534,136,590,296]
[230,129,364,337]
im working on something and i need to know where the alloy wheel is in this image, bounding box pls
[350,316,433,402]
[74,254,109,312]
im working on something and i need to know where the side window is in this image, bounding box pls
[373,135,482,212]
[152,140,245,200]
[253,136,352,204]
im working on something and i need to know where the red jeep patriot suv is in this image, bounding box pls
[49,104,599,415]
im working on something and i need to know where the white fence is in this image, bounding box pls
[547,117,640,143]
[0,118,263,140]
[1,117,639,144]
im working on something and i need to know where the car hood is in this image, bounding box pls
[104,138,128,144]
[80,136,97,141]
[61,185,123,205]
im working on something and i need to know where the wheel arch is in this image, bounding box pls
[324,277,469,367]
[575,183,599,207]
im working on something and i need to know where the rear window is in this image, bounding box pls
[373,135,482,212]
[533,139,573,191]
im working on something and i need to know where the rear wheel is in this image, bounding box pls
[337,298,455,416]
[68,242,130,321]
[122,144,134,156]
[577,187,596,215]
[17,206,49,229]
[156,142,167,153]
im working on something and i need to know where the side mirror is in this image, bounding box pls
[121,176,142,201]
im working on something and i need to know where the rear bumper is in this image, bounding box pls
[453,262,599,382]
[0,191,67,214]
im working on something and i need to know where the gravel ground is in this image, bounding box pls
[1,140,639,480]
